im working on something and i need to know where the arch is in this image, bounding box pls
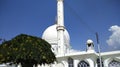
[104,57,120,67]
[108,60,120,67]
[68,57,74,67]
[78,60,90,67]
[108,57,120,64]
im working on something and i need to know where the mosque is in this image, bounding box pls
[41,0,120,67]
[0,0,120,67]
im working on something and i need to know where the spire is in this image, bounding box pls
[57,0,64,26]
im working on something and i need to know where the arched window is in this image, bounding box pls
[68,57,74,67]
[78,60,90,67]
[108,60,120,67]
[96,58,104,67]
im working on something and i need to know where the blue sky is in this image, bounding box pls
[0,0,120,52]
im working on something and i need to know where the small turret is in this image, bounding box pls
[86,39,94,52]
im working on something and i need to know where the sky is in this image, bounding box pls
[0,0,120,52]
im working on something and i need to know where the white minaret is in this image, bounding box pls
[56,0,65,55]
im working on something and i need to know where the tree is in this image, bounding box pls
[0,34,56,67]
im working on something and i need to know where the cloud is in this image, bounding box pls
[106,25,120,50]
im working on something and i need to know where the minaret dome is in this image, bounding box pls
[86,39,94,52]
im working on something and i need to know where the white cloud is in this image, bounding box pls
[106,25,120,50]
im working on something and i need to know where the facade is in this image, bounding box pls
[0,0,120,67]
[41,24,120,67]
[41,0,120,67]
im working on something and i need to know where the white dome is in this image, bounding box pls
[42,24,70,46]
[87,39,93,44]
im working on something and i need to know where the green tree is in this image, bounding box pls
[0,34,56,67]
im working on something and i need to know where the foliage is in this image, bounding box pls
[0,34,56,67]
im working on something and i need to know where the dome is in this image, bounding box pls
[87,39,93,44]
[42,24,70,46]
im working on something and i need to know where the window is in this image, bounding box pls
[108,60,120,67]
[97,58,104,67]
[68,57,74,67]
[78,60,89,67]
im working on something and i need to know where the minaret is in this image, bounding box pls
[56,0,65,55]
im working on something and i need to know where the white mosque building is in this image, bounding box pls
[1,0,120,67]
[41,0,120,67]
